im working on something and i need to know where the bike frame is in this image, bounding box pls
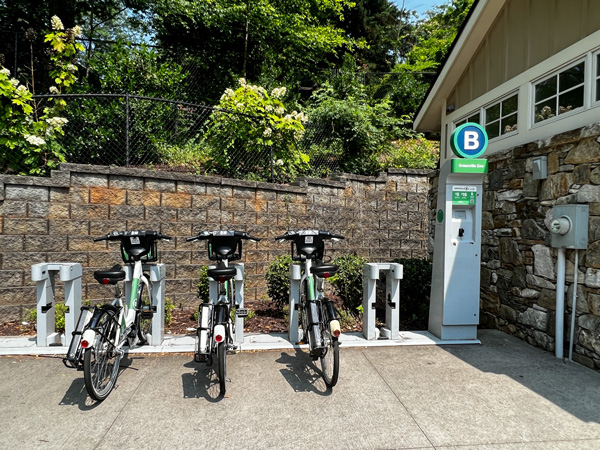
[82,259,150,350]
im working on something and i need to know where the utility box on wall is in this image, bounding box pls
[550,205,589,249]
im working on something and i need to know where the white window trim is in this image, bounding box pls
[593,50,600,106]
[484,92,519,139]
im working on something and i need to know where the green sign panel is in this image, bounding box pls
[452,190,476,205]
[451,159,488,173]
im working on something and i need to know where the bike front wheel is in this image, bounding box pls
[83,310,121,401]
[217,341,227,395]
[136,281,152,345]
[320,332,339,388]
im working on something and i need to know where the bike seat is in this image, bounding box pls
[207,266,237,280]
[311,264,338,278]
[94,265,126,285]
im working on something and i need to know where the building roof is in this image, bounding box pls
[413,0,506,133]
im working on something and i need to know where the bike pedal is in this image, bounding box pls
[235,309,249,317]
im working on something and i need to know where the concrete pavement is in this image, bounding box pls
[1,329,599,449]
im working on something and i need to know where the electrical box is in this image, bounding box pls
[550,204,589,249]
[532,156,548,180]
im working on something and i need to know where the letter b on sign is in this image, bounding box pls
[450,123,488,159]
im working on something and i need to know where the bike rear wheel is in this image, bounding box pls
[320,331,339,387]
[83,310,121,401]
[217,341,227,395]
[136,282,152,345]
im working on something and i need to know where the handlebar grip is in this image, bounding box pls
[93,236,108,242]
[246,235,261,242]
[332,234,345,240]
[186,236,198,242]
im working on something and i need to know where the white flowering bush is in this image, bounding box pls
[0,16,82,175]
[205,79,309,181]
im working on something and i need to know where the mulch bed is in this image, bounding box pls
[0,299,363,337]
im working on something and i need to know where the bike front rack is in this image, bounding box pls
[31,262,83,347]
[288,263,303,344]
[362,263,403,340]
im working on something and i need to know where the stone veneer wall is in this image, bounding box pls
[429,122,600,371]
[0,163,429,321]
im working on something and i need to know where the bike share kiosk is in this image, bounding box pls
[429,123,488,340]
[31,262,83,347]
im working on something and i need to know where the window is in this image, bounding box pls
[534,61,585,123]
[455,112,480,127]
[596,53,600,103]
[485,94,518,139]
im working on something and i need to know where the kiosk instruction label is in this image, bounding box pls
[452,186,477,205]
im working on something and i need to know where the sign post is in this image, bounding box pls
[429,124,488,340]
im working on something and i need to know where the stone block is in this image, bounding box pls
[162,192,192,208]
[49,219,89,235]
[192,195,220,210]
[160,250,192,265]
[4,185,49,202]
[145,178,176,192]
[71,204,109,220]
[50,186,89,203]
[109,175,144,190]
[160,221,192,237]
[127,190,160,206]
[71,173,108,187]
[1,200,27,217]
[532,244,554,279]
[177,181,206,195]
[564,138,600,164]
[175,264,201,279]
[4,218,48,235]
[2,252,47,270]
[110,205,145,220]
[177,208,207,223]
[25,235,67,252]
[585,268,600,288]
[0,235,24,252]
[591,166,600,185]
[577,184,600,202]
[0,270,23,286]
[68,236,98,251]
[48,203,70,219]
[90,187,126,205]
[221,198,246,211]
[0,286,36,306]
[206,185,232,197]
[518,306,548,331]
[89,220,127,236]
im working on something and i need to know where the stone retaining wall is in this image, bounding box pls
[429,122,600,371]
[0,163,429,320]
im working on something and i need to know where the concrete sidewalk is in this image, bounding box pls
[1,329,599,449]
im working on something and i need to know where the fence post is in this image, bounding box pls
[125,94,130,167]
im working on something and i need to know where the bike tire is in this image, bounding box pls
[136,281,152,345]
[83,309,121,401]
[217,341,227,395]
[320,334,339,388]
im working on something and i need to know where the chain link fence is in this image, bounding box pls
[3,94,339,182]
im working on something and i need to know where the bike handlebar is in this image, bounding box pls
[186,230,262,243]
[275,230,345,241]
[93,230,171,242]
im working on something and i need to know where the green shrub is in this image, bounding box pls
[197,266,209,302]
[164,297,176,326]
[26,303,68,333]
[383,138,439,170]
[394,258,432,329]
[329,254,369,311]
[265,254,292,310]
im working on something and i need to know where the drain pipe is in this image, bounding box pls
[555,247,566,359]
[568,250,579,361]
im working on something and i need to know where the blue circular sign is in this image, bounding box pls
[450,123,488,158]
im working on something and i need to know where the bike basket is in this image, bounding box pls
[120,236,158,263]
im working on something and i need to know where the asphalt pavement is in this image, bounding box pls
[1,329,599,449]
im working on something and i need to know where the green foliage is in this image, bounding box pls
[383,138,439,170]
[26,303,69,333]
[0,16,82,175]
[164,297,176,326]
[197,266,209,303]
[394,257,432,329]
[205,79,309,181]
[265,254,292,310]
[329,254,368,311]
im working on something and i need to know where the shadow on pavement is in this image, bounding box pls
[181,358,225,402]
[275,348,331,395]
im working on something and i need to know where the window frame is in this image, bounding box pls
[532,59,586,126]
[483,92,519,140]
[594,50,600,105]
